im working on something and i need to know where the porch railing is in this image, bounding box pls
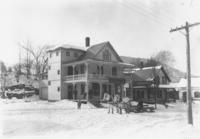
[63,74,108,81]
[63,74,86,81]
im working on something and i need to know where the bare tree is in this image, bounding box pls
[13,63,21,82]
[0,61,7,98]
[19,41,51,80]
[152,50,175,67]
[144,57,160,67]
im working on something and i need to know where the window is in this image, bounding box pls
[48,66,51,70]
[80,64,85,74]
[194,92,200,98]
[68,66,73,75]
[56,51,59,56]
[137,90,144,99]
[74,52,78,57]
[112,67,117,76]
[57,87,60,92]
[141,91,144,98]
[162,77,166,84]
[103,49,111,61]
[101,66,104,75]
[48,81,51,86]
[81,84,85,95]
[157,90,162,98]
[57,70,60,75]
[66,51,70,56]
[103,84,107,93]
[137,90,140,98]
[97,66,100,74]
[50,53,52,58]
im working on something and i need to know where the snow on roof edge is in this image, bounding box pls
[48,44,87,51]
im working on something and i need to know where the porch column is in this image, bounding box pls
[72,83,75,100]
[85,82,89,101]
[100,82,102,100]
[72,65,75,75]
[85,63,88,77]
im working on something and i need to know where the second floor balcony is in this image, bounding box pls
[63,73,114,82]
[62,59,133,83]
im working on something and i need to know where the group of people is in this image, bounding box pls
[103,92,144,114]
[103,93,126,114]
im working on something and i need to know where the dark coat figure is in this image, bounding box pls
[77,99,81,109]
[137,101,143,112]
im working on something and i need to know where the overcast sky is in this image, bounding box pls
[0,0,200,75]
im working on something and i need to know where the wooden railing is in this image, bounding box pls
[63,74,122,82]
[63,74,111,81]
[63,74,86,81]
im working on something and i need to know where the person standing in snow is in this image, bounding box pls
[77,99,81,109]
[103,93,113,114]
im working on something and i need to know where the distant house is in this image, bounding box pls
[176,77,200,101]
[124,66,177,103]
[39,38,134,101]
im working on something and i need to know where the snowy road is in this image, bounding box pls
[1,100,200,139]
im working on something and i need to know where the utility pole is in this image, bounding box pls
[170,21,200,125]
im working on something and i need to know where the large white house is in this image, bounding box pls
[39,38,134,101]
[39,38,175,103]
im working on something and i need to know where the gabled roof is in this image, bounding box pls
[78,41,123,62]
[124,65,171,82]
[137,66,170,82]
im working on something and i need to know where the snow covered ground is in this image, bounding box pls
[0,97,200,139]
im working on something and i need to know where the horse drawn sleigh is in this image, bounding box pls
[102,93,155,114]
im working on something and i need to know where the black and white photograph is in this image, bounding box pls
[0,0,200,139]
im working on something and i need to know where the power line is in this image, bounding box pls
[117,0,184,38]
[128,0,177,27]
[122,0,200,40]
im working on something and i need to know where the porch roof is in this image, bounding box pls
[132,84,176,89]
[62,59,135,67]
[108,77,125,84]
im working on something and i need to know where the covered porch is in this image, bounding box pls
[63,80,125,102]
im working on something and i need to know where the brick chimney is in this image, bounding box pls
[85,37,90,47]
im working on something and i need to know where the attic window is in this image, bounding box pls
[103,49,111,61]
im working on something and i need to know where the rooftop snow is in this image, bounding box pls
[48,44,87,51]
